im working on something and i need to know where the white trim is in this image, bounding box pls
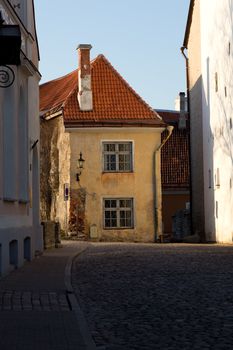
[66,127,165,133]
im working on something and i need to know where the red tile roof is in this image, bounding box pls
[40,70,78,115]
[40,54,165,127]
[158,110,190,190]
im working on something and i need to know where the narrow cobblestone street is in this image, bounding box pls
[72,243,233,350]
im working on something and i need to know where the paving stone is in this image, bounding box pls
[72,243,233,349]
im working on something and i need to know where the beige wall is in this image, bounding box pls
[69,128,162,242]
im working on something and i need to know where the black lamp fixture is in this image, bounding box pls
[0,11,21,88]
[76,152,85,182]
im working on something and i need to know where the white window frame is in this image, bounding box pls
[103,198,134,229]
[102,141,133,172]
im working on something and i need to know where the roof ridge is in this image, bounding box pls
[91,54,162,120]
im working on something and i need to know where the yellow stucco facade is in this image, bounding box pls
[68,127,163,242]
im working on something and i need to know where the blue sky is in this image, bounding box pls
[34,0,189,110]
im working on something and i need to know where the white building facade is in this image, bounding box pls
[184,0,233,243]
[0,0,43,276]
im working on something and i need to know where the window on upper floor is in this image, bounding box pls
[225,86,227,97]
[103,198,134,229]
[208,169,212,189]
[216,168,220,188]
[215,72,218,92]
[102,141,133,172]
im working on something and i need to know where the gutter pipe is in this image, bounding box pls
[181,46,193,235]
[154,125,174,242]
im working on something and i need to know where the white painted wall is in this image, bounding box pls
[0,0,42,276]
[200,0,233,242]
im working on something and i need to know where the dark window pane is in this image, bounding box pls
[126,200,132,208]
[120,210,126,219]
[109,162,116,170]
[126,218,132,227]
[120,218,126,227]
[126,211,131,218]
[104,144,116,152]
[120,210,126,218]
[105,200,111,208]
[105,211,111,218]
[110,211,117,219]
[119,162,125,171]
[110,200,117,208]
[119,200,126,208]
[119,143,131,152]
[111,218,117,227]
[105,219,111,227]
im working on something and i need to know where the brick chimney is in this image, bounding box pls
[77,44,93,111]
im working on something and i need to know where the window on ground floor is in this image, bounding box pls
[103,198,134,229]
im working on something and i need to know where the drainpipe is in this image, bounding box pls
[154,125,174,242]
[181,46,193,235]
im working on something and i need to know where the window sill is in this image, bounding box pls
[102,171,134,174]
[18,199,29,204]
[3,197,17,203]
[103,227,134,230]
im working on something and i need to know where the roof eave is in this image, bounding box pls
[183,0,195,48]
[64,119,166,128]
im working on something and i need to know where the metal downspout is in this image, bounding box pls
[154,125,174,242]
[181,46,193,235]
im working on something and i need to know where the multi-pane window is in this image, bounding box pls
[103,142,132,172]
[104,198,134,229]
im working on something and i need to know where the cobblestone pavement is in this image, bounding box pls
[72,243,233,350]
[0,291,71,311]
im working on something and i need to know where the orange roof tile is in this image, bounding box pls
[40,70,78,115]
[40,54,165,127]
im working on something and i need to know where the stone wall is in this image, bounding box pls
[40,116,70,234]
[69,188,88,239]
[42,221,61,249]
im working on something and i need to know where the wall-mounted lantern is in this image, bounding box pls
[76,152,85,182]
[0,11,21,88]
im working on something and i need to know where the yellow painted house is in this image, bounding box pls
[40,45,170,242]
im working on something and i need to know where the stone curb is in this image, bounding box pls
[64,242,97,350]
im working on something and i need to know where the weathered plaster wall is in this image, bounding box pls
[0,0,42,276]
[40,116,70,233]
[68,129,162,242]
[187,0,206,240]
[200,0,233,242]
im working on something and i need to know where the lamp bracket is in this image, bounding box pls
[0,65,15,88]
